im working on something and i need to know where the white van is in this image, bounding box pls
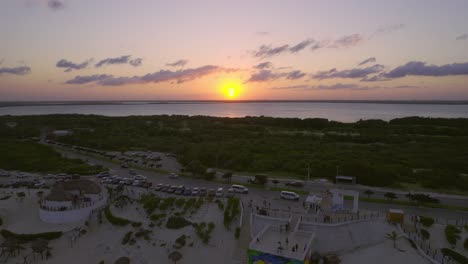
[216,188,224,197]
[231,184,248,194]
[280,191,299,201]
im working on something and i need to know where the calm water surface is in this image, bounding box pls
[1,102,467,122]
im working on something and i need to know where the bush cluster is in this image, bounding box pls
[444,225,461,246]
[419,216,435,227]
[441,248,468,263]
[420,229,430,240]
[166,216,192,229]
[194,222,215,244]
[104,205,133,226]
[224,197,240,229]
[0,229,62,242]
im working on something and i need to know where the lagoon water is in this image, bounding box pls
[1,102,467,122]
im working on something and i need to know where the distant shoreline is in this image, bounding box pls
[1,100,468,108]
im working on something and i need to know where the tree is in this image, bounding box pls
[412,193,439,206]
[271,179,279,188]
[384,192,397,201]
[386,231,398,249]
[222,171,233,183]
[168,251,182,264]
[254,174,268,185]
[364,189,375,198]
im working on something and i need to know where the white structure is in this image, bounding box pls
[51,130,72,136]
[305,188,359,213]
[39,180,106,224]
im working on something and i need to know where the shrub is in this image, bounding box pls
[0,196,11,200]
[224,197,240,229]
[194,222,214,244]
[131,222,142,228]
[441,248,468,263]
[175,198,185,208]
[150,213,167,222]
[464,238,468,251]
[420,229,430,240]
[139,194,161,215]
[235,227,240,239]
[419,216,434,227]
[0,229,62,242]
[444,225,461,246]
[175,235,186,248]
[407,238,417,249]
[104,205,130,226]
[122,231,133,245]
[134,229,152,240]
[166,216,192,229]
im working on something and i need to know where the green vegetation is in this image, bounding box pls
[166,216,192,229]
[419,216,434,227]
[464,238,468,251]
[445,225,461,246]
[0,140,103,175]
[420,229,430,240]
[174,234,186,249]
[122,231,133,245]
[224,197,240,229]
[104,205,135,226]
[0,229,62,242]
[235,227,240,239]
[441,248,468,264]
[194,222,215,244]
[2,115,468,190]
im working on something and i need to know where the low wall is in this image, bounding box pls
[39,197,107,224]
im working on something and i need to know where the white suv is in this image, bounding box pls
[280,191,299,201]
[231,184,248,194]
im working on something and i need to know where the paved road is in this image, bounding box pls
[58,149,468,221]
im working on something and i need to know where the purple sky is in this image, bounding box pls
[1,0,468,100]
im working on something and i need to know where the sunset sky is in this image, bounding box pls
[1,0,468,101]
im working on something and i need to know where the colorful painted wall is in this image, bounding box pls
[248,249,304,264]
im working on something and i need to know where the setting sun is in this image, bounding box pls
[221,80,242,99]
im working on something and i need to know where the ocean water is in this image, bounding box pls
[1,102,467,122]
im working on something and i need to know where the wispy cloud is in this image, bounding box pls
[383,61,468,78]
[456,34,468,41]
[330,34,364,48]
[166,59,189,67]
[255,31,270,36]
[245,70,284,82]
[56,59,91,72]
[66,65,237,86]
[47,0,64,10]
[0,66,31,76]
[253,62,272,69]
[312,64,385,80]
[271,83,375,91]
[95,55,142,68]
[370,24,406,38]
[358,57,376,66]
[65,74,112,84]
[286,70,306,80]
[253,44,290,58]
[289,39,314,53]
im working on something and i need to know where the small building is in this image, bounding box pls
[305,189,359,213]
[335,175,356,185]
[39,180,106,224]
[387,209,404,225]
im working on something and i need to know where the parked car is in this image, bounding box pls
[285,181,304,188]
[17,172,28,178]
[97,171,109,178]
[0,171,10,177]
[215,188,224,197]
[132,180,142,187]
[208,189,216,197]
[161,184,171,192]
[133,175,147,181]
[154,183,163,191]
[34,180,46,187]
[129,169,137,175]
[280,191,300,201]
[192,187,200,196]
[174,185,185,195]
[183,188,192,196]
[167,186,177,193]
[43,174,55,179]
[231,184,248,194]
[226,188,235,198]
[169,173,179,179]
[199,187,207,196]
